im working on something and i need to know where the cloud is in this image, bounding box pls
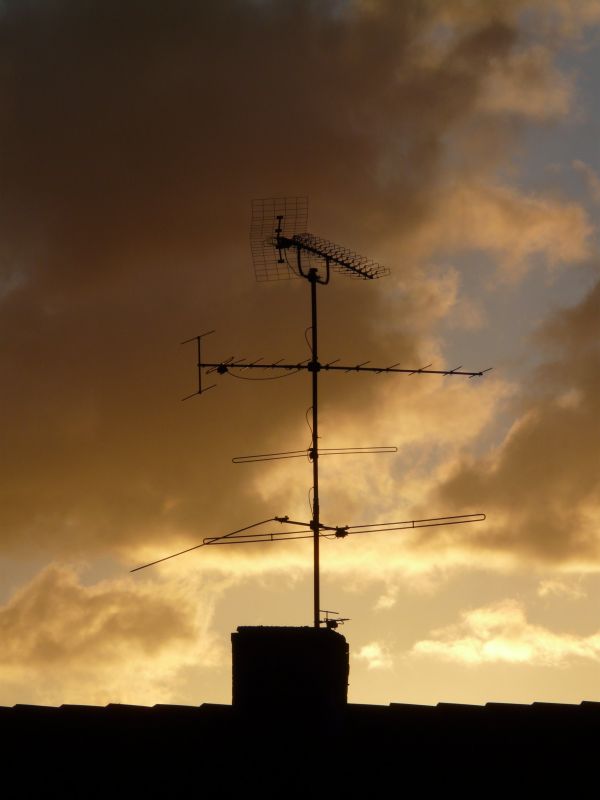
[375,587,399,610]
[412,599,600,665]
[0,0,596,572]
[477,44,573,119]
[573,159,600,204]
[0,564,225,705]
[414,181,593,280]
[425,277,600,568]
[354,641,393,670]
[537,578,585,599]
[531,0,600,39]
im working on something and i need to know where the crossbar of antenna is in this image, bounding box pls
[131,514,486,567]
[232,446,398,463]
[197,359,491,378]
[201,513,486,545]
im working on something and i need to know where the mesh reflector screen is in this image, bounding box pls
[250,196,308,281]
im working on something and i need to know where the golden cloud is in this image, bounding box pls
[412,598,600,665]
[0,564,226,706]
[354,641,394,670]
[537,578,586,599]
[414,181,593,280]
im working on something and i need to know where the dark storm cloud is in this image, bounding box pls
[430,277,600,565]
[0,0,564,558]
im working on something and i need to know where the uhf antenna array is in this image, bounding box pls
[133,197,491,629]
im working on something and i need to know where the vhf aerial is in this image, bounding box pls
[133,197,490,629]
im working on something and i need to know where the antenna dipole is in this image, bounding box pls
[134,197,490,631]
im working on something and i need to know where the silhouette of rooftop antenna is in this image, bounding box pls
[132,197,491,628]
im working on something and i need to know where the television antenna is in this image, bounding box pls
[132,197,491,628]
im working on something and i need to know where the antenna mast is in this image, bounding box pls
[267,200,390,628]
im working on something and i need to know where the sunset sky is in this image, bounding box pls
[1,0,600,708]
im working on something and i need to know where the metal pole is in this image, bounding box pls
[309,269,320,628]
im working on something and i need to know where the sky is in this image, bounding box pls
[1,0,600,707]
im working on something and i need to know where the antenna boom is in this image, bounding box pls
[195,359,491,379]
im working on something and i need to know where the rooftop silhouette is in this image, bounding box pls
[3,625,598,791]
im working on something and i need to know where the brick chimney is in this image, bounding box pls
[231,626,349,710]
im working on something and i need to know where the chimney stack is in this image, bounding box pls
[231,626,349,710]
